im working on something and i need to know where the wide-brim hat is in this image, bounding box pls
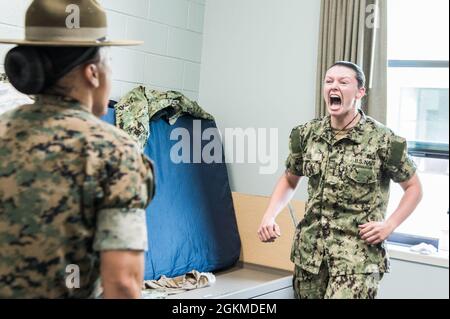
[0,0,142,46]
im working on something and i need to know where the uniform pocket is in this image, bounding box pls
[302,160,321,177]
[342,165,378,206]
[347,165,377,184]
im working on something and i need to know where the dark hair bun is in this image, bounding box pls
[4,46,52,95]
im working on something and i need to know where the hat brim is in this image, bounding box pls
[0,39,143,47]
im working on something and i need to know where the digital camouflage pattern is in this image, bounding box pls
[0,95,155,298]
[286,109,416,278]
[293,263,382,299]
[115,86,214,150]
[115,86,150,150]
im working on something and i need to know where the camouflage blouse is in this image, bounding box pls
[0,95,155,298]
[286,110,416,276]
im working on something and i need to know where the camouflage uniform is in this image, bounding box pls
[286,109,416,299]
[293,261,383,299]
[115,86,214,150]
[0,95,155,298]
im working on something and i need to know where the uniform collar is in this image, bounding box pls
[316,108,368,145]
[34,94,91,112]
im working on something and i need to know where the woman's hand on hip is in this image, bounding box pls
[359,221,395,245]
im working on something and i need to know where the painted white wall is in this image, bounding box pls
[198,0,321,200]
[0,0,30,75]
[378,259,449,299]
[0,0,206,102]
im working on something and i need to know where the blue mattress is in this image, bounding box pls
[101,106,241,280]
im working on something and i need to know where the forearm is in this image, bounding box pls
[359,175,423,244]
[264,172,300,219]
[386,180,423,230]
[100,250,144,299]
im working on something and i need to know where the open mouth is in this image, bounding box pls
[329,94,342,106]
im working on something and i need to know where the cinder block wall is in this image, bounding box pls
[0,0,206,102]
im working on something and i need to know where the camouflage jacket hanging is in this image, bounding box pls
[115,86,214,150]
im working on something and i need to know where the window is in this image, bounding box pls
[386,0,449,246]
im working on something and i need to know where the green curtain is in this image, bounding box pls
[315,0,387,123]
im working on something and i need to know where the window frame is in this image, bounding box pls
[387,58,449,154]
[407,141,449,160]
[387,59,449,248]
[388,60,449,68]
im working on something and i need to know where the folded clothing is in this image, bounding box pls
[142,270,216,297]
[410,243,438,255]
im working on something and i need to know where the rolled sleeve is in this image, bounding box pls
[285,126,304,176]
[384,134,417,183]
[93,208,148,251]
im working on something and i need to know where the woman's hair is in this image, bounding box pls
[329,61,366,89]
[4,46,102,95]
